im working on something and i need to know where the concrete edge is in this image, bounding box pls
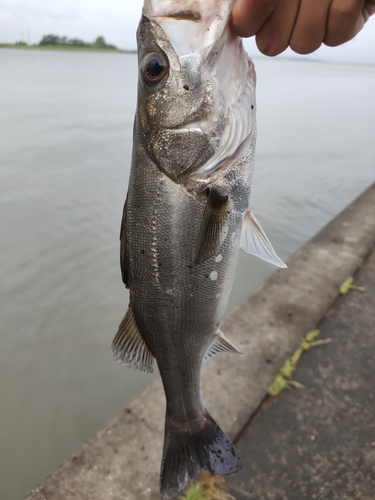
[25,183,375,500]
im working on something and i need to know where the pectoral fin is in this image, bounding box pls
[241,211,287,268]
[111,304,154,373]
[203,330,241,362]
[194,187,229,264]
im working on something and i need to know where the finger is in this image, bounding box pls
[255,0,300,56]
[290,0,333,54]
[363,0,375,22]
[324,0,365,46]
[231,0,276,38]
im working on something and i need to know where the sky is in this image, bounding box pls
[1,0,375,64]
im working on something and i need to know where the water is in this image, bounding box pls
[0,49,374,500]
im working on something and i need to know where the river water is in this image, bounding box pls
[0,49,374,499]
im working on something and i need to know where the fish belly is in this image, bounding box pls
[127,141,241,412]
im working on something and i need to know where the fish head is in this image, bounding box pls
[136,0,256,188]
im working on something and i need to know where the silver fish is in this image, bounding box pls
[112,0,285,497]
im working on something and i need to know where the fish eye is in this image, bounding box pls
[141,52,169,86]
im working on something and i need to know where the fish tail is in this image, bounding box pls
[160,409,242,498]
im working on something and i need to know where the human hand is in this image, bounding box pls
[231,0,375,56]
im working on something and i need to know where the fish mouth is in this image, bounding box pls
[142,0,234,57]
[157,9,202,22]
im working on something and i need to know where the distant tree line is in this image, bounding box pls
[39,35,117,50]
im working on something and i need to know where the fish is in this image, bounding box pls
[111,0,286,497]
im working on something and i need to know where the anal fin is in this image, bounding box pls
[203,330,241,362]
[194,187,229,264]
[111,304,154,373]
[241,211,287,268]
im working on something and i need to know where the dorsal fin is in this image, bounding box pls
[241,211,287,268]
[203,330,241,362]
[120,196,129,286]
[194,187,230,264]
[111,304,154,373]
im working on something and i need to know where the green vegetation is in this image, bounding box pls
[340,276,365,294]
[180,472,237,500]
[181,474,235,500]
[39,34,117,49]
[267,329,332,397]
[0,34,136,53]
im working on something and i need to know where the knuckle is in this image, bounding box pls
[330,0,360,17]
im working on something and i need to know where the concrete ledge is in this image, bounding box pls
[25,183,375,500]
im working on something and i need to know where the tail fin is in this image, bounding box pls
[160,410,242,499]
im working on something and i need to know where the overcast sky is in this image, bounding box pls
[1,0,375,64]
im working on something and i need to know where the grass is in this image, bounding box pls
[267,328,332,397]
[180,471,249,500]
[0,44,136,54]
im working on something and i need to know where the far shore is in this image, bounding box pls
[0,44,136,54]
